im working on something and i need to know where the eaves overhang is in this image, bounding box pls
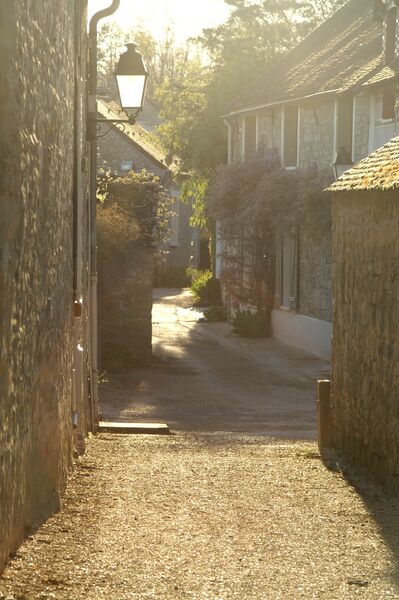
[221,89,341,120]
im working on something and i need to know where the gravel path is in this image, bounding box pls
[1,434,399,599]
[1,290,399,599]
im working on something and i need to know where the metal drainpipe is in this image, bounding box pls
[88,0,121,432]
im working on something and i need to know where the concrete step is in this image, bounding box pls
[98,421,170,435]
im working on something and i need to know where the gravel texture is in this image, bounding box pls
[1,290,399,599]
[1,433,399,600]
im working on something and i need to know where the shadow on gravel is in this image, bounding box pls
[100,288,329,439]
[322,451,399,589]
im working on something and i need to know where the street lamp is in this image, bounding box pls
[332,146,353,180]
[115,43,148,122]
[88,1,148,432]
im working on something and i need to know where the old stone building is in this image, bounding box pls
[97,99,198,272]
[220,0,399,359]
[0,0,91,570]
[328,136,399,492]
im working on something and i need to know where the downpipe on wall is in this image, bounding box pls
[88,0,121,432]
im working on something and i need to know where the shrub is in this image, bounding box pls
[204,305,228,322]
[186,268,222,305]
[154,266,190,288]
[232,309,268,338]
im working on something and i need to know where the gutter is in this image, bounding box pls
[221,89,340,119]
[88,0,121,433]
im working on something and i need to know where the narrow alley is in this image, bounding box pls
[1,291,399,600]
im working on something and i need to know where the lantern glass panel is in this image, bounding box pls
[117,74,146,110]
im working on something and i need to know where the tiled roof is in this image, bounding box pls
[361,59,399,88]
[327,136,399,191]
[226,0,384,114]
[97,99,168,169]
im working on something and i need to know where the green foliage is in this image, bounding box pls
[232,309,268,338]
[181,176,210,228]
[186,268,223,305]
[154,266,190,288]
[187,268,213,299]
[207,161,333,310]
[204,305,228,322]
[96,169,172,262]
[156,0,345,176]
[207,161,333,235]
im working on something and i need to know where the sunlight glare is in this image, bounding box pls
[88,0,232,44]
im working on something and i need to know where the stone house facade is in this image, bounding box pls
[220,0,399,359]
[97,99,198,272]
[0,0,91,571]
[328,136,399,492]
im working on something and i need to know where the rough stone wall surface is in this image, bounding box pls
[298,223,332,322]
[98,183,154,370]
[298,100,335,169]
[0,0,89,572]
[331,191,399,492]
[353,94,370,162]
[97,127,168,178]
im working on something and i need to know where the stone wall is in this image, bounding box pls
[298,100,335,169]
[98,178,155,370]
[97,126,169,179]
[331,191,399,492]
[298,221,332,322]
[353,94,370,162]
[0,0,89,571]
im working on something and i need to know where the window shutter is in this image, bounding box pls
[289,232,298,310]
[274,232,283,305]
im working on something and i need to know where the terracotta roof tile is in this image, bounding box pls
[227,0,384,114]
[327,136,399,191]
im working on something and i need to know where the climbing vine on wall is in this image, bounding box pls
[205,157,333,317]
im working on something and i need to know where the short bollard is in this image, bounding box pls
[317,379,332,452]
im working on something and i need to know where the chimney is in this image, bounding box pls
[384,3,398,64]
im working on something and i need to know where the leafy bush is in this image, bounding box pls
[186,268,222,305]
[187,267,212,298]
[154,266,190,288]
[204,305,228,322]
[232,309,268,338]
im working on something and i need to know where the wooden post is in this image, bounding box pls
[317,379,332,451]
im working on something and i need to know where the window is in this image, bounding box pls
[120,159,133,172]
[244,115,257,159]
[335,96,353,158]
[283,106,298,168]
[375,91,396,122]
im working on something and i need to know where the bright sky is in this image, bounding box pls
[88,0,232,44]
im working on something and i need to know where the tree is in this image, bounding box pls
[156,0,345,176]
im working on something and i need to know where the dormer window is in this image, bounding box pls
[384,6,398,64]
